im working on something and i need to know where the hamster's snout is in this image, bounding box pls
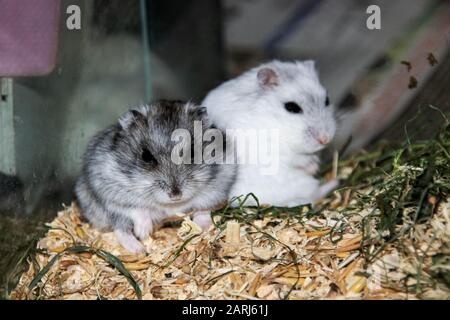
[308,127,331,146]
[316,134,329,145]
[168,185,183,201]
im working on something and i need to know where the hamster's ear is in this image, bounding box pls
[194,106,207,118]
[298,60,319,78]
[303,60,316,71]
[119,106,147,130]
[198,106,208,119]
[188,104,212,128]
[257,68,279,89]
[186,102,206,117]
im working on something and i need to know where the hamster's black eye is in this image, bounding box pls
[141,148,157,165]
[325,96,330,106]
[284,102,303,114]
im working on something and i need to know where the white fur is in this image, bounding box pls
[203,60,337,206]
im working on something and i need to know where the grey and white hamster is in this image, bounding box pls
[202,60,338,207]
[75,100,236,253]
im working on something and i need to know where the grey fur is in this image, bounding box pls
[75,100,236,252]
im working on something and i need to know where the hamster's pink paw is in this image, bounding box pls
[317,179,339,199]
[114,230,145,254]
[193,210,213,231]
[133,218,153,241]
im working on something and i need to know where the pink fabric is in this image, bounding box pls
[0,0,60,76]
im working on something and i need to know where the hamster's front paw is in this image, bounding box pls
[193,210,213,231]
[114,229,145,254]
[316,179,339,200]
[133,218,153,241]
[319,179,339,197]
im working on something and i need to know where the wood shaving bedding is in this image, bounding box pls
[9,197,449,300]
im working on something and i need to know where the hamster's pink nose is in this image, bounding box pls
[308,127,330,146]
[316,134,329,145]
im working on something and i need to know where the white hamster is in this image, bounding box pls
[203,60,338,207]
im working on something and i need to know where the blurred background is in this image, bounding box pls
[0,0,449,295]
